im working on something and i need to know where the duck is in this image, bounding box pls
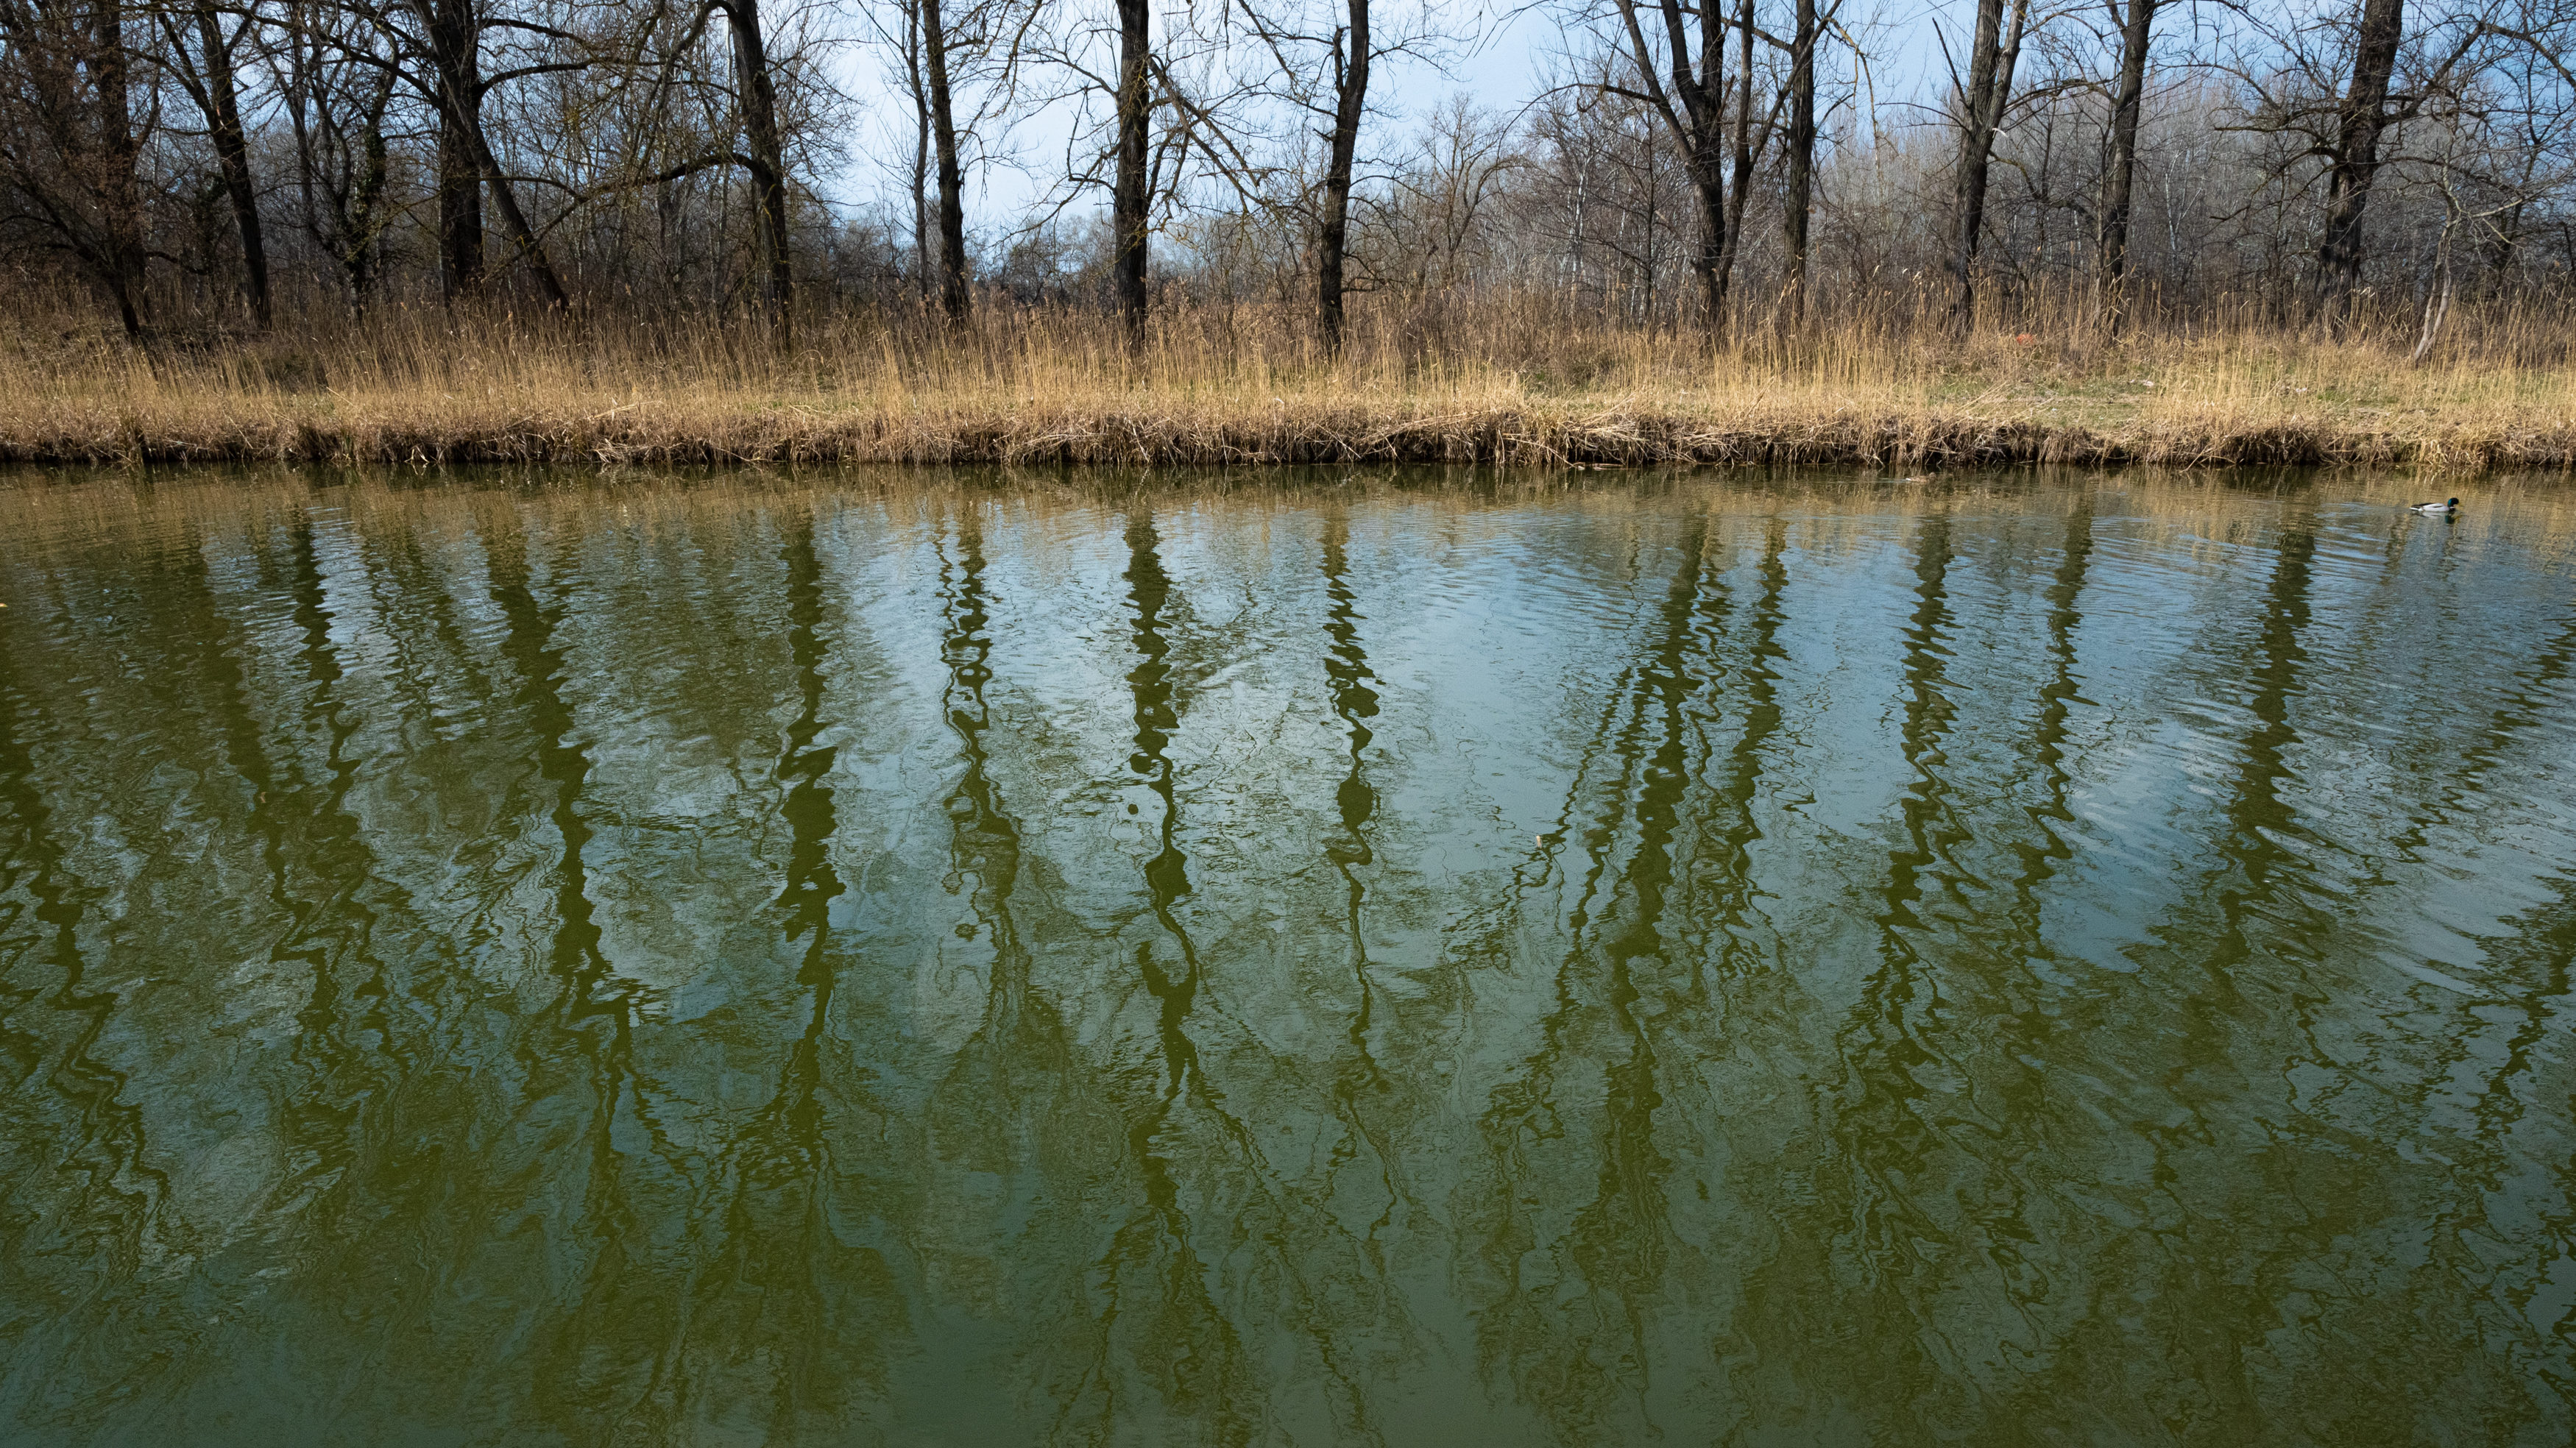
[2410,497,2460,513]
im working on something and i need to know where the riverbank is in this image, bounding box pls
[7,301,2572,471]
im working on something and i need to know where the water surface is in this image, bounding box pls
[2,468,2572,1445]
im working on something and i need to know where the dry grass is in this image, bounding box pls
[4,286,2573,471]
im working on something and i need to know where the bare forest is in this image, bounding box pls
[6,0,2576,466]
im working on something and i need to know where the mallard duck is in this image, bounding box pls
[2410,497,2460,513]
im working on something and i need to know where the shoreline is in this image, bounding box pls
[10,397,2576,472]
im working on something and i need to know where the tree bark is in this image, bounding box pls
[425,0,484,302]
[1948,0,2028,329]
[2484,199,2524,292]
[461,108,571,310]
[1112,0,1151,341]
[1711,0,1761,317]
[1783,0,1817,322]
[902,0,932,296]
[347,77,394,307]
[2095,0,2157,334]
[2314,0,2404,324]
[1317,0,1369,353]
[722,0,795,345]
[94,0,149,337]
[1607,0,1727,335]
[185,4,270,328]
[921,0,969,321]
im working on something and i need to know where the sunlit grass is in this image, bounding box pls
[3,283,2571,469]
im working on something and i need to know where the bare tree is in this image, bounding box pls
[1313,0,1367,349]
[2,0,2572,345]
[916,0,969,317]
[263,0,397,308]
[1111,0,1148,336]
[712,0,794,341]
[1948,0,2031,327]
[419,0,484,298]
[1239,0,1459,350]
[1784,0,1817,317]
[862,0,1040,318]
[0,0,154,334]
[1590,0,1733,329]
[1025,0,1269,339]
[1712,0,1770,310]
[2094,0,2157,332]
[1367,91,1520,297]
[160,0,272,327]
[2312,0,2407,316]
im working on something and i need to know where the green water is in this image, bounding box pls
[1,469,2571,1446]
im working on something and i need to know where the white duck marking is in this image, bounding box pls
[2410,497,2460,513]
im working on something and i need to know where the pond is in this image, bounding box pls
[1,468,2571,1445]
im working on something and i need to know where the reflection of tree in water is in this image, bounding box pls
[1961,508,2484,1437]
[988,502,1448,1442]
[7,513,554,1429]
[233,512,590,1417]
[2098,511,2438,1432]
[846,499,1224,1431]
[927,507,1055,1066]
[1303,507,1420,1442]
[0,613,165,1315]
[1763,505,2245,1435]
[1039,508,1253,1441]
[1469,515,1716,1438]
[1321,511,1382,1048]
[5,480,2572,1441]
[668,508,910,1438]
[1677,516,1789,987]
[490,527,627,1026]
[2435,612,2576,1328]
[2153,523,2576,1434]
[918,511,1061,1176]
[201,514,639,1423]
[481,515,710,1432]
[366,519,499,728]
[2006,497,2094,951]
[261,520,408,1220]
[2452,859,2576,1408]
[1704,511,1989,1428]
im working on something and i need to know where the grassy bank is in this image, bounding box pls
[6,292,2574,471]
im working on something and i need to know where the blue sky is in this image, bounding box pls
[818,0,1958,234]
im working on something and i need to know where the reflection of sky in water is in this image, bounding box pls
[0,470,2571,1445]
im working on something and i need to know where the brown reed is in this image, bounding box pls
[4,283,2571,471]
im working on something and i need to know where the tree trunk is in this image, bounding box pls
[189,6,269,329]
[1317,0,1369,353]
[2095,0,2156,335]
[1607,0,1725,338]
[1783,0,1817,323]
[921,0,969,321]
[1684,0,1725,329]
[1948,0,2028,330]
[94,0,149,337]
[723,0,795,346]
[900,0,932,297]
[347,77,394,308]
[2314,0,2404,326]
[282,13,318,282]
[1113,0,1151,342]
[426,0,484,302]
[1693,168,1726,324]
[462,109,570,310]
[2484,199,2524,293]
[1711,0,1761,318]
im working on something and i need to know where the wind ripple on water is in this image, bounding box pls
[0,469,2569,1446]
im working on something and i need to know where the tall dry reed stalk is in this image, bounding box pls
[3,283,2572,469]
